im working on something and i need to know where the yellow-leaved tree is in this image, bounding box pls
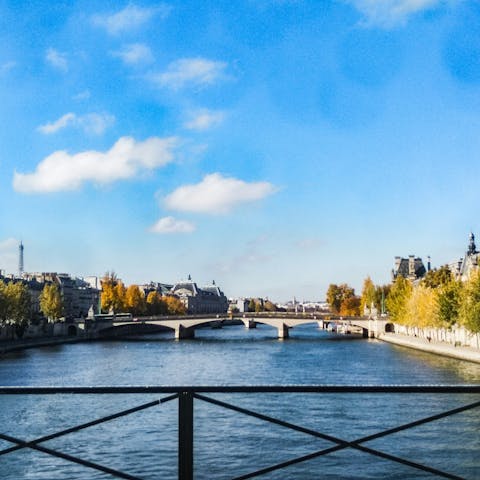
[385,276,412,324]
[360,277,376,314]
[125,285,146,316]
[146,291,167,315]
[164,296,186,315]
[39,283,64,322]
[404,283,438,328]
[101,272,126,313]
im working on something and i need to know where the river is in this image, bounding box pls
[0,324,479,479]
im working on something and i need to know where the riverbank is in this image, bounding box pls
[378,332,480,364]
[0,336,91,355]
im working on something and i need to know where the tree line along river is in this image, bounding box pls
[0,324,479,479]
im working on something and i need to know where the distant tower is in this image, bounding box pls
[18,241,24,277]
[468,232,477,256]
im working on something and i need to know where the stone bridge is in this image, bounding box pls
[98,313,391,340]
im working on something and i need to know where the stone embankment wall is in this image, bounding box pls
[392,323,480,349]
[378,323,480,364]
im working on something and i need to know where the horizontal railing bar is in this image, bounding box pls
[0,385,479,394]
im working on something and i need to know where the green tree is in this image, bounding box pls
[374,284,391,315]
[422,265,452,289]
[39,283,64,322]
[0,280,7,324]
[248,298,256,312]
[437,279,461,327]
[459,271,480,333]
[360,277,376,314]
[385,276,412,324]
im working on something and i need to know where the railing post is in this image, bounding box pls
[179,391,194,480]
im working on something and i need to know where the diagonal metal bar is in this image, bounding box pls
[194,393,350,446]
[0,393,178,457]
[350,398,480,445]
[0,431,143,480]
[195,394,477,480]
[230,398,480,480]
[231,441,466,480]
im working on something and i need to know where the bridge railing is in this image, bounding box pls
[0,385,479,480]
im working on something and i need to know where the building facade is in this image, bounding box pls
[170,278,228,314]
[392,255,428,283]
[449,232,480,281]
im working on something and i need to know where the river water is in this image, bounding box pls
[0,324,479,479]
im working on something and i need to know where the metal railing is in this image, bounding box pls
[0,385,479,480]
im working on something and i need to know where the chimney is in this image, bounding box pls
[408,255,415,276]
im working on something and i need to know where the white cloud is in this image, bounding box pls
[38,113,76,134]
[45,48,68,72]
[151,58,227,90]
[348,0,442,27]
[184,109,225,131]
[38,112,115,135]
[150,216,195,234]
[113,43,154,65]
[13,136,179,194]
[92,4,170,35]
[164,173,277,215]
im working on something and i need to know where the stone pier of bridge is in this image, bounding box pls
[242,318,257,329]
[175,325,195,340]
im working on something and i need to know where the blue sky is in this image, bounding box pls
[1,0,480,301]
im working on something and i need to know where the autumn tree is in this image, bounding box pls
[339,295,361,316]
[164,296,186,315]
[326,284,355,314]
[101,272,126,313]
[404,283,438,328]
[385,276,412,324]
[125,285,146,316]
[0,281,32,337]
[39,283,64,322]
[264,300,277,312]
[146,291,167,315]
